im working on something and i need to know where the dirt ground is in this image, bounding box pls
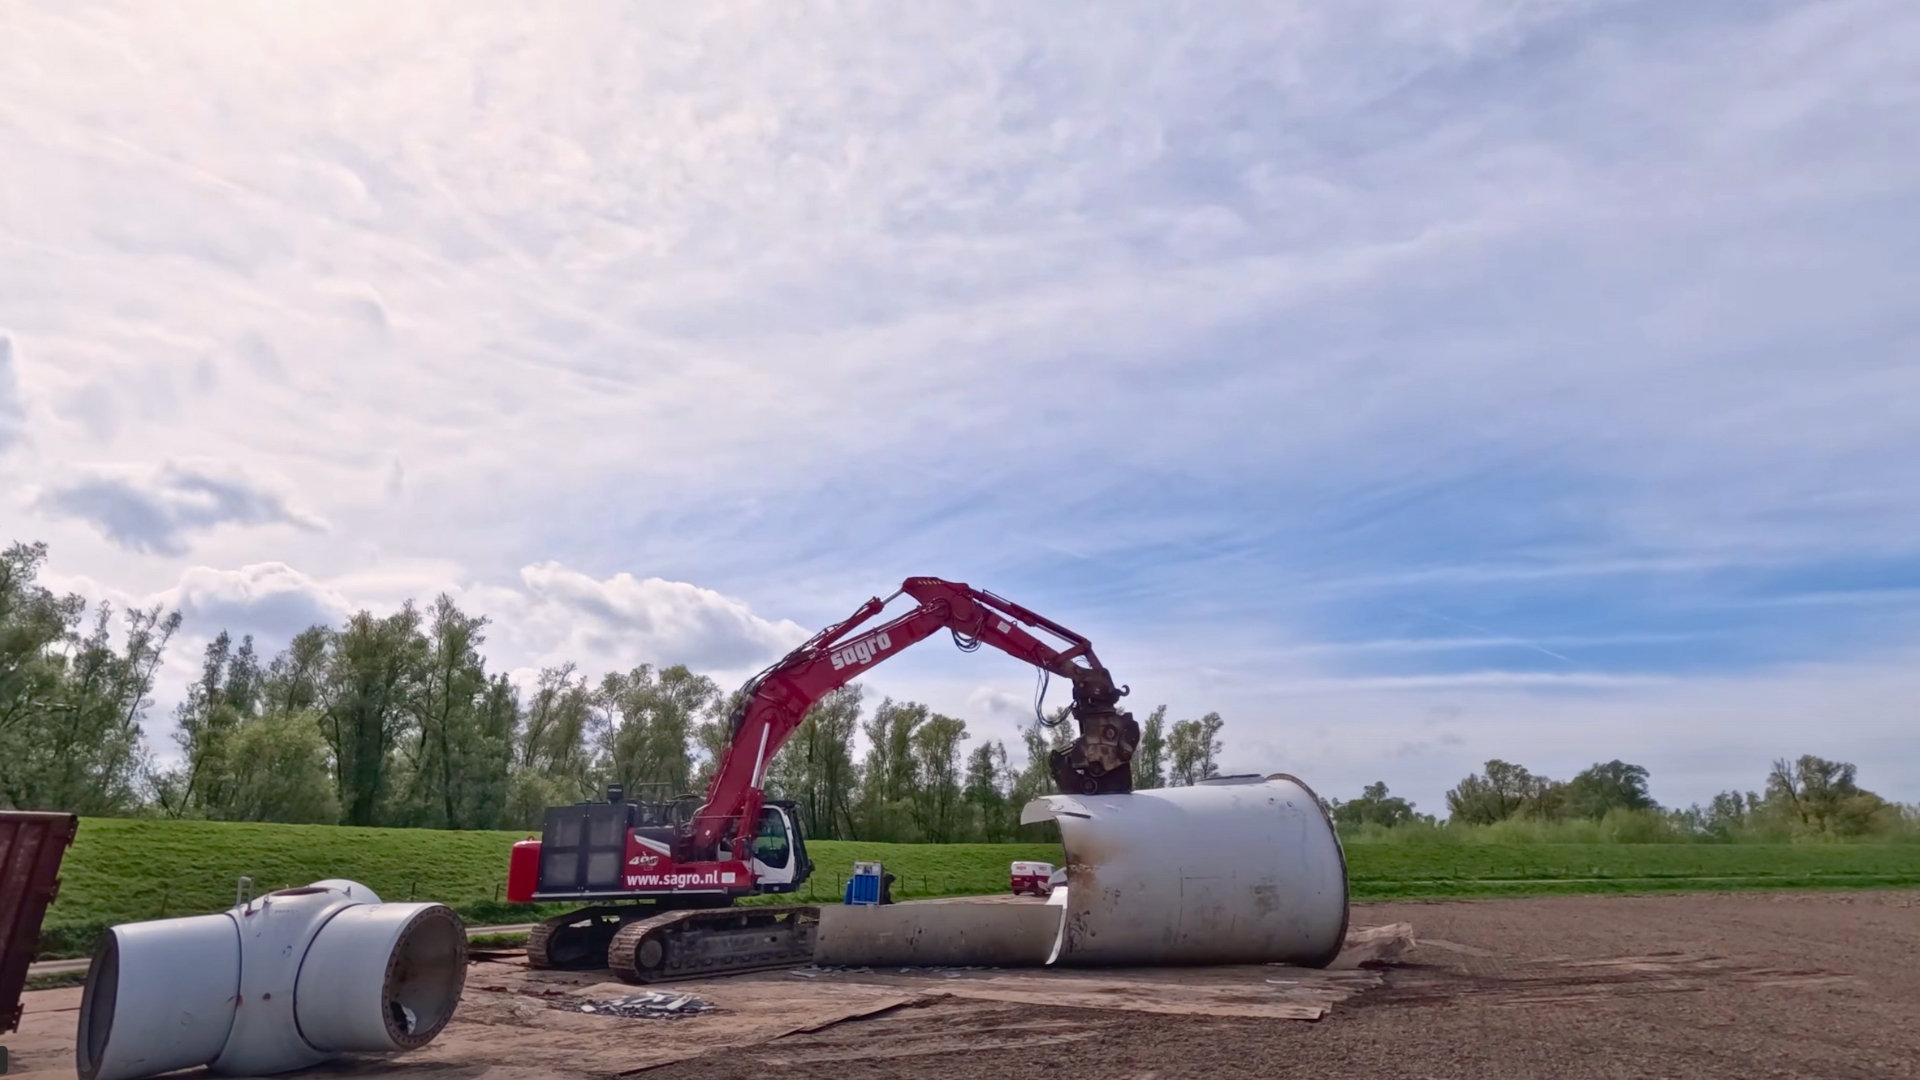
[658,891,1920,1080]
[6,891,1915,1080]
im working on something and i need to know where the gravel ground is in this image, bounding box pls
[649,890,1920,1080]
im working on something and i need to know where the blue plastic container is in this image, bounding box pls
[843,861,884,906]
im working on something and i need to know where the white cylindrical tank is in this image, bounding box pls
[76,880,466,1080]
[1023,773,1348,968]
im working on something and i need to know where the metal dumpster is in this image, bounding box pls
[2,812,79,1052]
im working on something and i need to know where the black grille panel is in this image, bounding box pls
[539,802,634,892]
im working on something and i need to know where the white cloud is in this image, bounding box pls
[162,562,353,643]
[1,1,1910,569]
[493,563,810,675]
[1207,649,1920,814]
[0,335,24,451]
[116,555,809,761]
[4,0,1917,812]
[1260,671,1674,693]
[1270,633,1698,657]
[967,685,1030,717]
[137,557,810,684]
[32,460,325,556]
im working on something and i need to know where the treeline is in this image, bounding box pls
[1331,757,1919,843]
[0,541,1234,837]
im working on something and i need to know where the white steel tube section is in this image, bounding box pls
[76,914,240,1080]
[74,881,466,1080]
[1024,774,1349,967]
[295,903,466,1051]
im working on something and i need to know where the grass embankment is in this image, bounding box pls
[33,818,1920,959]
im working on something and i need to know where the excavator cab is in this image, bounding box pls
[749,802,812,892]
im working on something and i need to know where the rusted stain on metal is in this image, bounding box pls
[1,811,79,1035]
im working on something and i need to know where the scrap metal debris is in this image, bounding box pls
[558,991,714,1019]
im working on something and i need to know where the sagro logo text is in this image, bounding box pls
[829,630,893,671]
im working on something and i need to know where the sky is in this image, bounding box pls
[2,0,1917,816]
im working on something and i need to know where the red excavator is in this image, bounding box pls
[506,576,1140,982]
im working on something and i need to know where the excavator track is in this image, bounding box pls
[527,906,651,970]
[608,905,820,984]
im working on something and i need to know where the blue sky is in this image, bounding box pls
[2,0,1916,814]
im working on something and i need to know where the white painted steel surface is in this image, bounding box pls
[211,887,357,1075]
[816,901,1064,967]
[1022,774,1349,968]
[307,879,383,904]
[75,880,466,1080]
[75,914,240,1080]
[294,902,466,1052]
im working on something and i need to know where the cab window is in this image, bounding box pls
[752,808,791,869]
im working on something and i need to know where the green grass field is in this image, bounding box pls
[1344,842,1920,898]
[31,818,1920,959]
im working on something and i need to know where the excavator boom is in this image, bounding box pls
[693,577,1140,859]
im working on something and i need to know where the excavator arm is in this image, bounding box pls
[690,577,1140,860]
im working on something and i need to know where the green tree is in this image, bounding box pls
[218,709,340,823]
[690,695,736,795]
[964,739,1013,841]
[1330,781,1419,828]
[1764,755,1889,836]
[1445,759,1551,825]
[465,672,519,829]
[0,543,85,756]
[400,595,512,829]
[260,626,328,717]
[1132,705,1167,790]
[1166,712,1223,786]
[507,663,600,828]
[599,664,718,800]
[1561,760,1655,820]
[1685,789,1762,840]
[766,684,863,841]
[908,713,969,842]
[157,627,342,823]
[319,606,426,826]
[158,632,254,817]
[519,664,594,774]
[854,698,928,841]
[1009,711,1072,841]
[10,602,179,814]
